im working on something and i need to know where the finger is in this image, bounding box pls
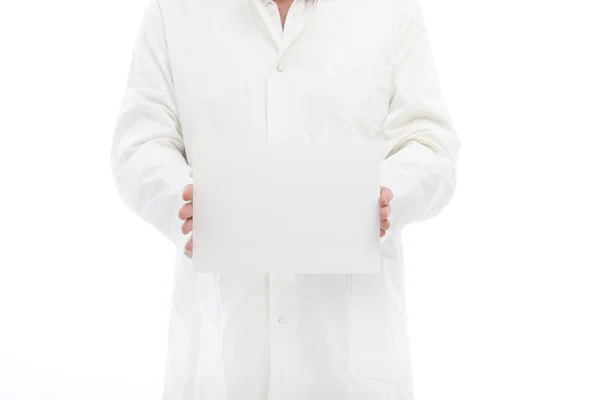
[380,228,386,238]
[182,184,193,202]
[379,187,393,207]
[184,250,192,259]
[181,218,193,235]
[379,204,391,220]
[380,219,391,231]
[185,237,193,253]
[178,202,193,220]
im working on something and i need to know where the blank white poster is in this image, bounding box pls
[192,140,381,273]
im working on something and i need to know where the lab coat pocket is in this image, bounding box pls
[347,274,399,380]
[320,61,392,140]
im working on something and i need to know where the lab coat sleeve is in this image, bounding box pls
[379,0,461,240]
[111,0,192,250]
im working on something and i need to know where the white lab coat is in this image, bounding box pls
[111,0,460,398]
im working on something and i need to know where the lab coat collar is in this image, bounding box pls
[249,0,338,54]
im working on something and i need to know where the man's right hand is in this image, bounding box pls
[178,184,194,257]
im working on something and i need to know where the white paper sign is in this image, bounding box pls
[192,140,381,274]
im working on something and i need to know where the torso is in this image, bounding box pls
[158,0,411,398]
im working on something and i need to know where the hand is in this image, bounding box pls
[178,184,194,257]
[379,186,393,238]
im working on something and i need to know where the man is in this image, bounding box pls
[111,0,460,398]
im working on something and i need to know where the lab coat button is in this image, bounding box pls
[278,317,284,324]
[276,65,284,72]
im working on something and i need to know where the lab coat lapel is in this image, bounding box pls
[247,0,283,49]
[247,0,342,58]
[275,0,322,56]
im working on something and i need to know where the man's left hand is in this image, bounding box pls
[379,186,393,238]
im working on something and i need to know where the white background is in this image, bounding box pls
[1,0,599,399]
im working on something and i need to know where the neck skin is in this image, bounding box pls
[274,0,295,28]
